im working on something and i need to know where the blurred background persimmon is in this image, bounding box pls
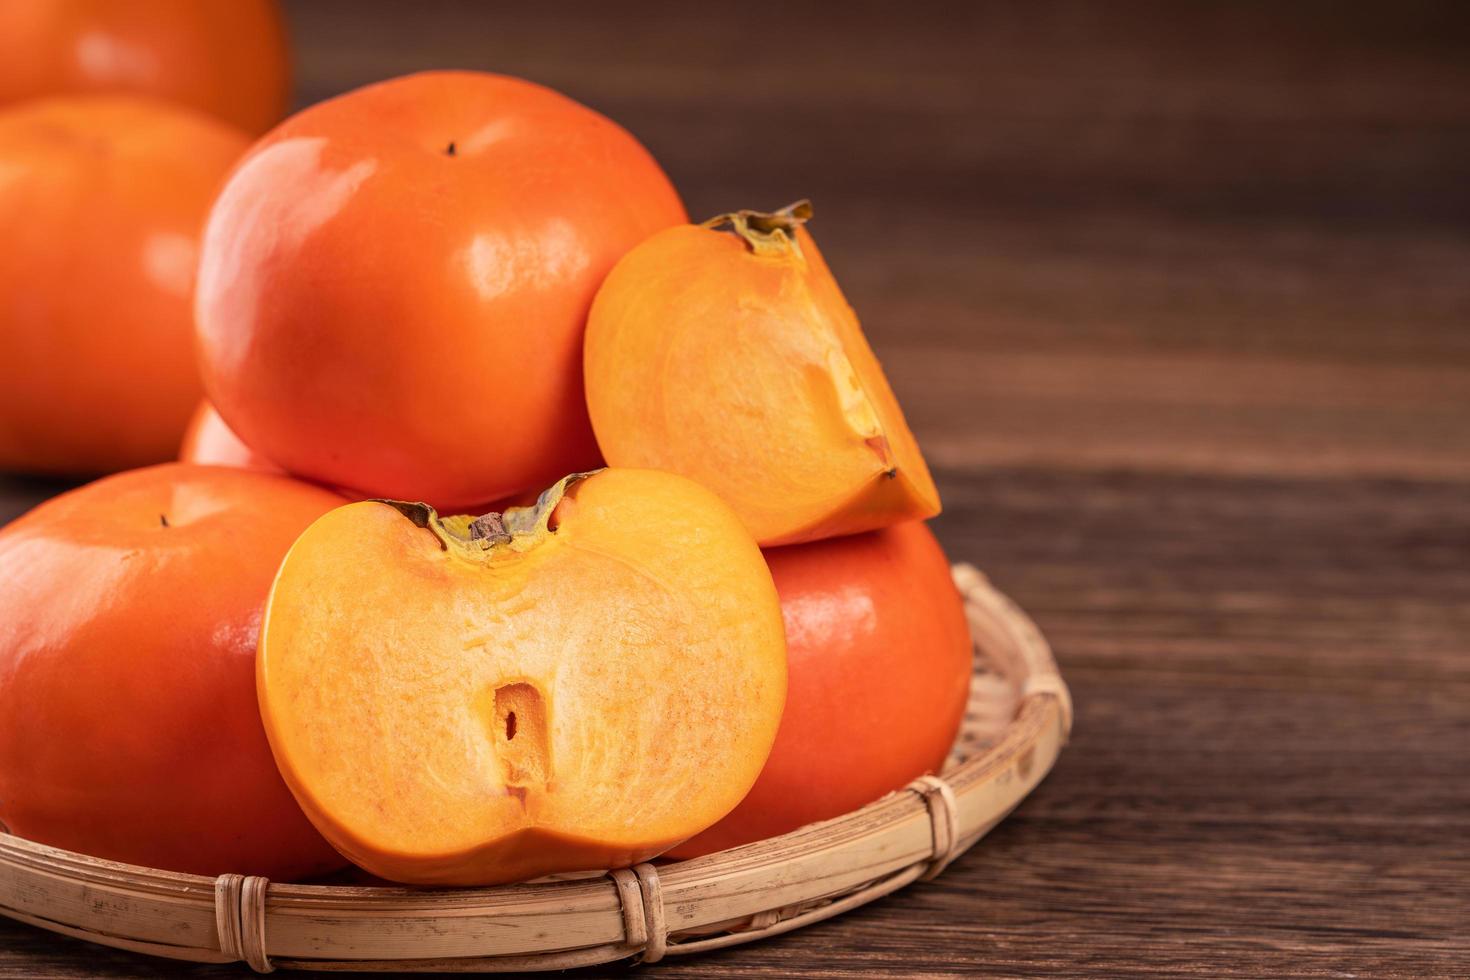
[0,96,249,478]
[0,0,290,134]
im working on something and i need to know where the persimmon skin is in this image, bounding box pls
[259,469,787,885]
[179,401,281,473]
[177,403,536,501]
[0,464,347,879]
[196,71,687,510]
[0,0,290,134]
[670,521,971,857]
[585,208,940,546]
[0,96,249,477]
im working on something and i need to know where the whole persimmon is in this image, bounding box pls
[179,401,280,473]
[585,201,940,546]
[0,463,347,879]
[0,96,249,477]
[670,520,972,857]
[258,469,787,885]
[0,0,290,134]
[196,70,687,510]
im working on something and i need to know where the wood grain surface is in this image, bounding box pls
[3,1,1468,976]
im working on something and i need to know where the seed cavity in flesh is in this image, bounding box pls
[490,682,548,805]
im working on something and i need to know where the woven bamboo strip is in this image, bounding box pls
[0,563,1068,972]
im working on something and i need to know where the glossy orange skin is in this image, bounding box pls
[196,70,687,509]
[0,96,249,477]
[671,521,972,857]
[179,401,280,473]
[0,464,347,879]
[178,403,533,503]
[0,0,290,134]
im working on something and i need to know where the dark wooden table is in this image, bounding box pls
[4,1,1469,976]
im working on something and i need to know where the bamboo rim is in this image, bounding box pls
[0,562,1069,973]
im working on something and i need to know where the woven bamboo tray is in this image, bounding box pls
[0,562,1069,973]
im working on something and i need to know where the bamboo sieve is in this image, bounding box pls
[0,562,1070,972]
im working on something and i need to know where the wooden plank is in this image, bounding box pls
[4,0,1470,975]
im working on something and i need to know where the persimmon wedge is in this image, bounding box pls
[258,469,787,885]
[584,201,940,546]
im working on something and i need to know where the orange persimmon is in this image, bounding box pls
[196,70,687,510]
[584,201,940,546]
[0,96,249,477]
[671,520,971,857]
[179,401,280,473]
[0,464,346,879]
[258,469,787,885]
[0,0,290,134]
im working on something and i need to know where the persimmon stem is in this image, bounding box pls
[702,200,813,256]
[372,471,598,559]
[468,513,510,544]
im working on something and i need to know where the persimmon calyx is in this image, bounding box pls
[702,199,813,257]
[374,471,598,560]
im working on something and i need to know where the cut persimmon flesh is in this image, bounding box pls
[584,201,941,546]
[257,469,787,885]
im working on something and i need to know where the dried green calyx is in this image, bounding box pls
[702,199,812,257]
[376,471,597,560]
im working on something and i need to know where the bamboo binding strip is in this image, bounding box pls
[0,563,1069,973]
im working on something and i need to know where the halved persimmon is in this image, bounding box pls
[584,201,940,546]
[258,469,787,885]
